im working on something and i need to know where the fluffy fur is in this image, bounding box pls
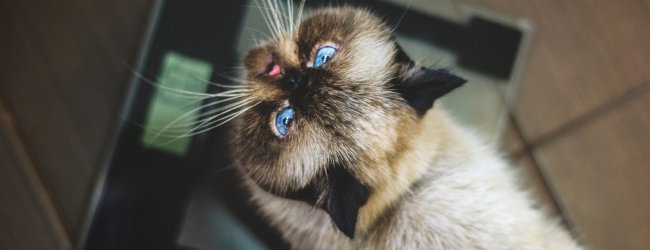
[230,3,580,249]
[245,108,580,249]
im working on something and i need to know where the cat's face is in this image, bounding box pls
[234,8,406,193]
[232,6,464,237]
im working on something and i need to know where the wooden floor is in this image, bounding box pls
[1,0,649,249]
[476,0,650,249]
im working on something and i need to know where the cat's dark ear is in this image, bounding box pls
[322,167,369,238]
[393,44,466,116]
[283,166,369,238]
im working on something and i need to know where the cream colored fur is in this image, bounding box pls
[234,2,581,249]
[244,106,581,249]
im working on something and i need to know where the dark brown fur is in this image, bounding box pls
[233,6,464,241]
[234,8,413,195]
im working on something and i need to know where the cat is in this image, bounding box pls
[229,2,581,249]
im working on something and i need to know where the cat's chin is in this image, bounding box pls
[247,173,314,201]
[242,161,319,197]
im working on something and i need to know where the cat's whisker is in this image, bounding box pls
[143,103,252,142]
[251,5,292,24]
[135,72,213,98]
[268,0,286,37]
[267,0,281,29]
[185,101,255,134]
[391,0,414,32]
[211,66,247,76]
[172,89,245,98]
[145,95,253,142]
[147,98,253,131]
[259,0,276,33]
[188,90,250,99]
[245,27,273,38]
[296,0,306,32]
[179,103,259,138]
[205,163,240,177]
[230,65,247,69]
[204,81,251,90]
[153,106,249,135]
[256,0,282,39]
[177,96,253,125]
[141,90,252,141]
[135,71,243,99]
[188,74,251,90]
[250,36,262,48]
[276,0,290,38]
[188,98,254,127]
[208,73,253,86]
[286,0,294,34]
[151,101,257,145]
[253,1,277,39]
[210,77,255,87]
[245,27,273,45]
[210,81,252,90]
[213,84,252,91]
[280,0,292,35]
[219,66,248,76]
[175,95,222,110]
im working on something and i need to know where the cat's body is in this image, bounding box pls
[244,107,579,249]
[230,4,580,249]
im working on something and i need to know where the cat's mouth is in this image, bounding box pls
[270,100,294,138]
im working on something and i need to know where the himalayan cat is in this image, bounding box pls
[227,2,581,249]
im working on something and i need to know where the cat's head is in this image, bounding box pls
[232,7,465,237]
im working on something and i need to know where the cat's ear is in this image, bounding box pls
[393,44,466,116]
[322,167,369,238]
[283,166,369,238]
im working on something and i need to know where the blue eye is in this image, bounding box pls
[313,46,337,68]
[274,107,294,137]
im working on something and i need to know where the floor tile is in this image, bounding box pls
[512,154,562,220]
[534,88,650,250]
[467,0,650,140]
[502,118,526,156]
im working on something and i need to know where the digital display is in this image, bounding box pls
[142,51,213,156]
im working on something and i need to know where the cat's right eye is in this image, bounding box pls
[274,106,294,137]
[312,46,337,68]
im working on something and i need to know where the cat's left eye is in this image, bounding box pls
[312,46,337,68]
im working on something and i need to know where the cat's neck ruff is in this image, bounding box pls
[356,105,483,235]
